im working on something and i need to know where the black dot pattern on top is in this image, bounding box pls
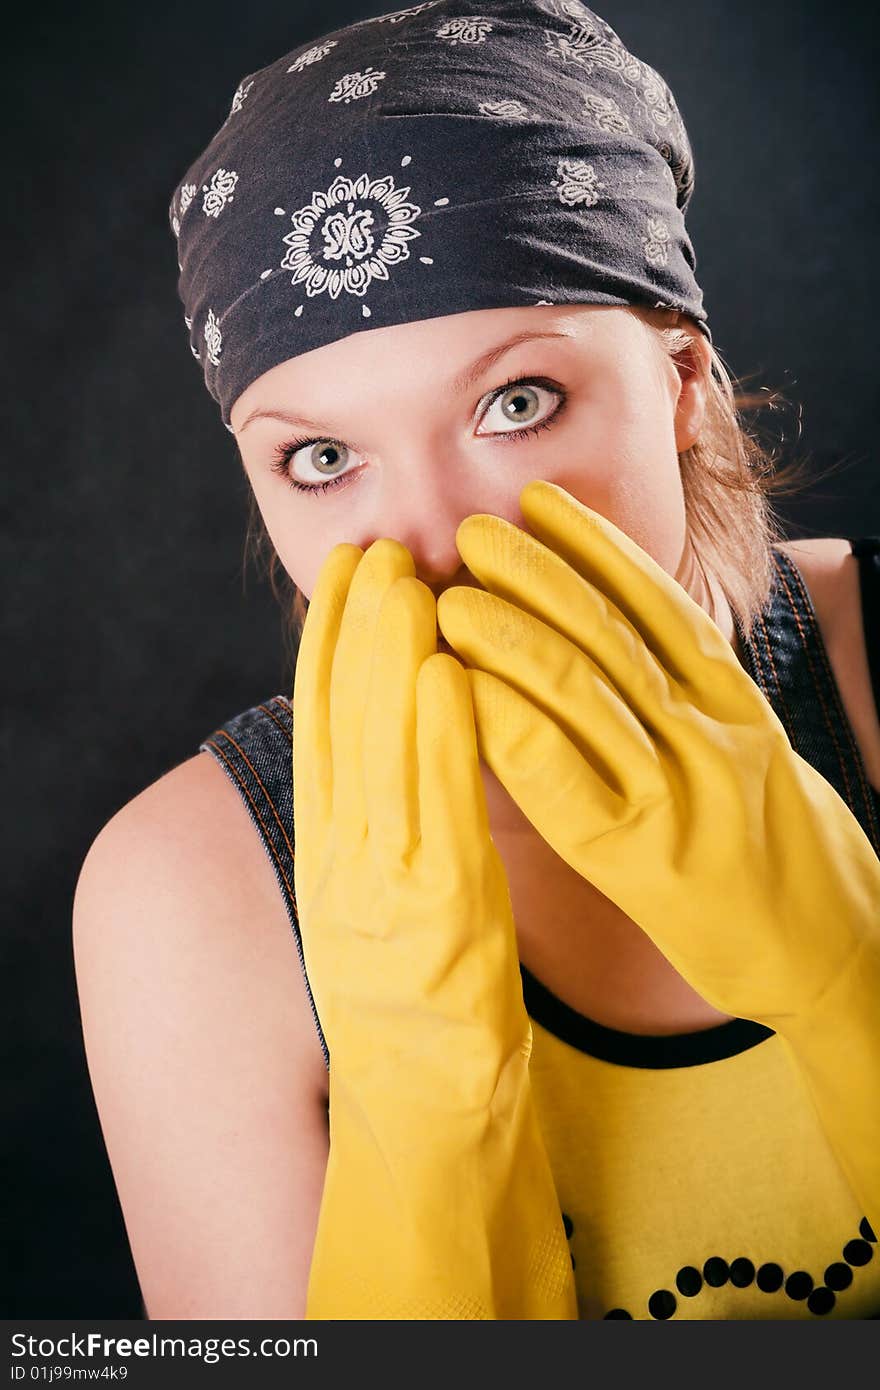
[597,1217,874,1319]
[703,1257,729,1287]
[729,1258,755,1288]
[784,1271,813,1300]
[648,1289,676,1320]
[676,1266,702,1297]
[824,1263,853,1291]
[807,1287,836,1317]
[843,1239,873,1267]
[756,1263,784,1293]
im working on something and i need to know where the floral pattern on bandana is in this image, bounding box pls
[329,68,387,104]
[552,158,606,207]
[204,309,222,366]
[227,79,254,118]
[287,42,338,73]
[546,22,642,89]
[202,169,238,218]
[169,2,711,423]
[582,92,632,134]
[368,2,443,20]
[643,213,671,267]
[639,67,675,128]
[478,99,529,118]
[541,0,593,21]
[436,17,493,44]
[544,24,607,68]
[170,181,198,237]
[544,17,690,193]
[280,170,423,300]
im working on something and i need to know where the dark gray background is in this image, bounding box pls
[4,0,878,1317]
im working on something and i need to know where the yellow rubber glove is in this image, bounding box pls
[292,536,577,1321]
[436,480,880,1231]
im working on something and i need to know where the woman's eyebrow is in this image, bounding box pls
[236,329,573,434]
[448,328,573,394]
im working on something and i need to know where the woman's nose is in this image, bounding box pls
[356,460,522,592]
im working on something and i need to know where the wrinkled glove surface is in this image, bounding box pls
[294,536,577,1320]
[437,480,880,1225]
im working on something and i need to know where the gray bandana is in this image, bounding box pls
[169,0,710,429]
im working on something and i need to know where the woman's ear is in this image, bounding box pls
[671,329,713,454]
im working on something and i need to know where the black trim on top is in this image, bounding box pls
[520,963,775,1069]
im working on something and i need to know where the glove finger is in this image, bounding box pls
[415,652,494,878]
[364,576,438,875]
[438,585,660,804]
[292,542,363,843]
[331,538,416,846]
[516,479,749,710]
[415,654,527,1067]
[466,667,648,866]
[452,511,686,737]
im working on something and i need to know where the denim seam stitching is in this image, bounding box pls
[203,735,299,913]
[259,697,293,739]
[756,606,795,740]
[212,728,299,873]
[774,556,864,824]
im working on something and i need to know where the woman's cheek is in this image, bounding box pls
[246,480,321,597]
[283,535,331,602]
[288,525,366,602]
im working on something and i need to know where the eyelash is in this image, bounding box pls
[268,375,568,495]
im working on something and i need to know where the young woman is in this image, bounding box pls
[72,1,880,1320]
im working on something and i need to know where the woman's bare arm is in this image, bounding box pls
[72,752,329,1320]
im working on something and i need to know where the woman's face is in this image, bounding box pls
[232,303,712,613]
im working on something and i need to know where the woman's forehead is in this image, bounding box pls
[229,303,638,424]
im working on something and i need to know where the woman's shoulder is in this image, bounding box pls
[78,731,284,898]
[774,536,880,790]
[72,738,330,1316]
[74,716,327,1103]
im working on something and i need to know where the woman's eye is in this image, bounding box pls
[476,381,562,437]
[270,437,361,493]
[269,377,566,496]
[294,438,353,484]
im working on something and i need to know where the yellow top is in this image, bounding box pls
[523,968,879,1320]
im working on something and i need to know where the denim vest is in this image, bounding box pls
[199,541,880,1072]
